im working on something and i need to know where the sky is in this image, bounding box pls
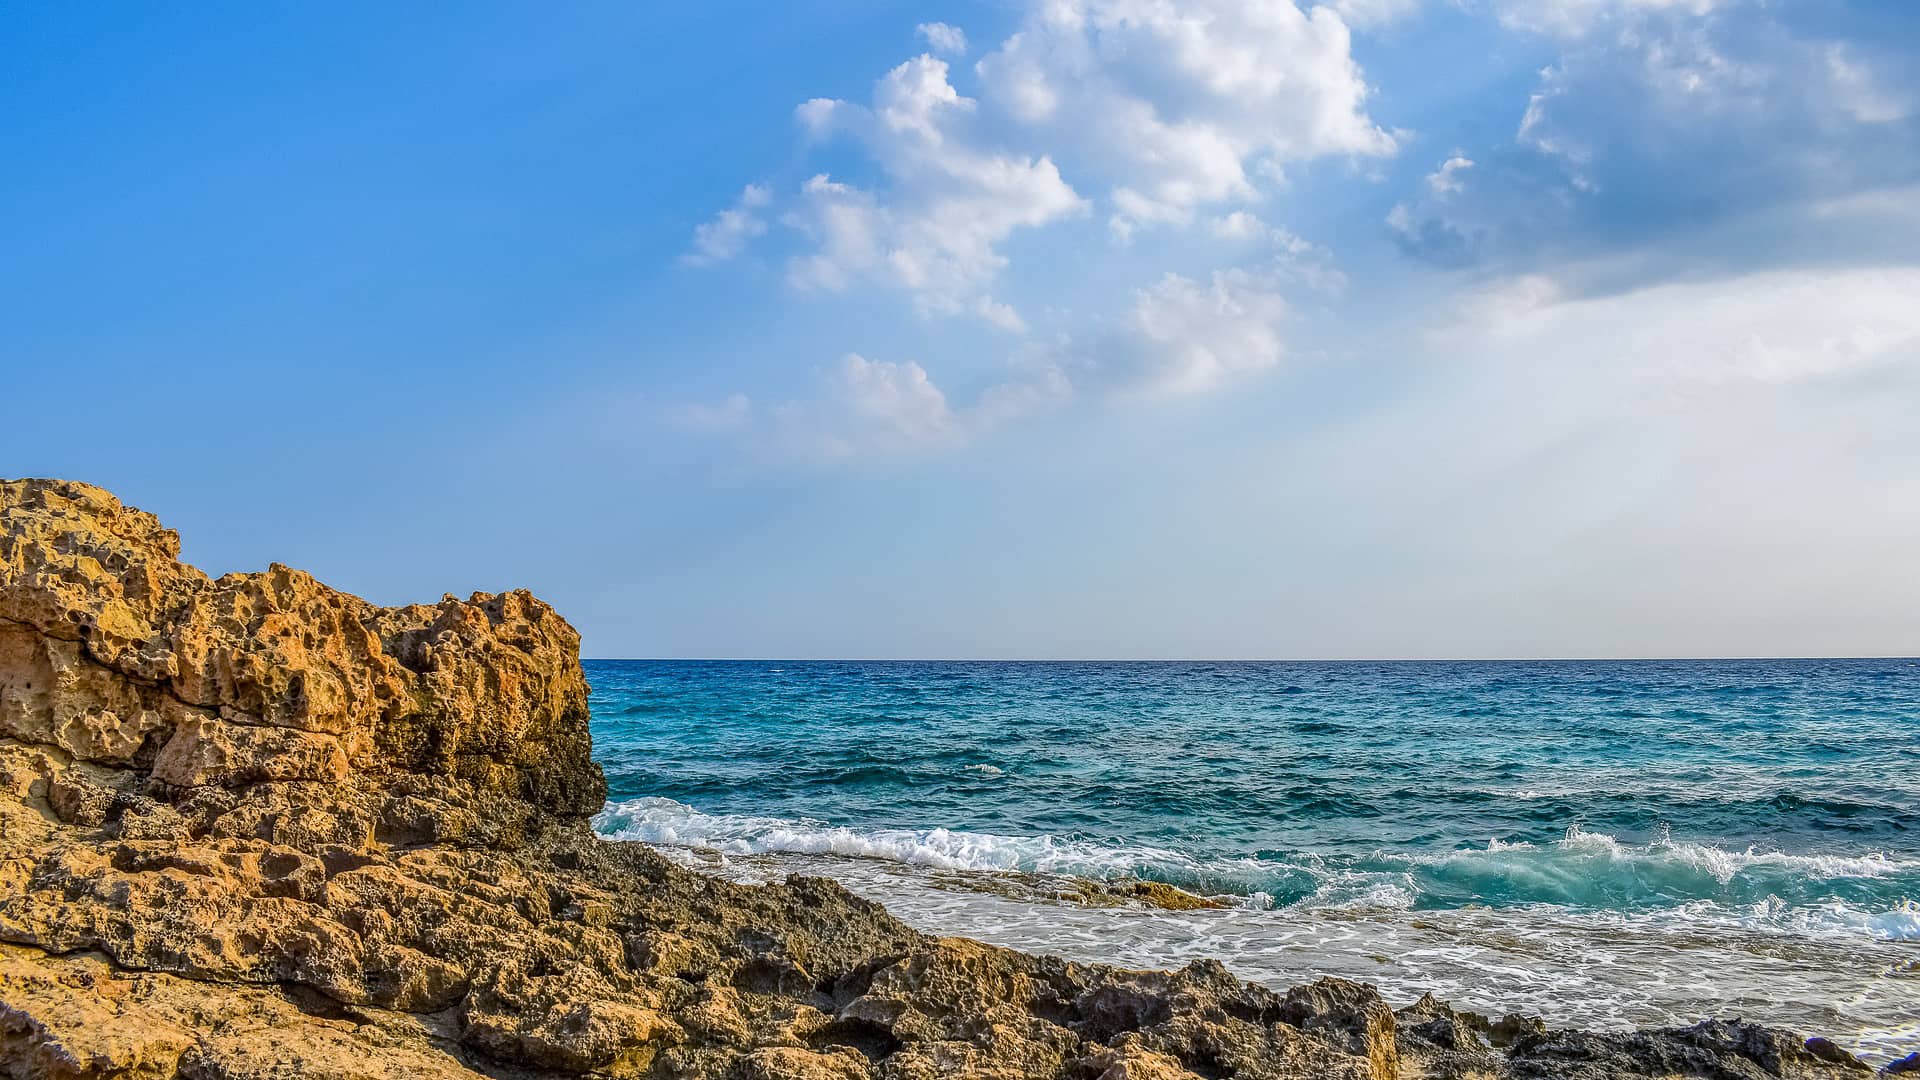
[4,1,1919,660]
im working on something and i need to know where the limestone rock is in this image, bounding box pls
[0,478,604,815]
[1123,880,1229,911]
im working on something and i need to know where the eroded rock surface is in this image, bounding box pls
[0,479,1884,1079]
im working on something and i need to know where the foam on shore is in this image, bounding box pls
[595,796,1920,939]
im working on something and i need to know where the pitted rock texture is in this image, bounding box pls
[0,479,1884,1080]
[0,478,603,814]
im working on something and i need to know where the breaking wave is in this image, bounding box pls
[594,798,1920,940]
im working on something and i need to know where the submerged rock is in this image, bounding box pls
[0,478,1878,1079]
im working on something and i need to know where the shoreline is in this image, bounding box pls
[2,478,1910,1079]
[628,839,1920,1063]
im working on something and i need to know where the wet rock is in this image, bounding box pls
[1396,991,1492,1052]
[1503,1018,1873,1078]
[1122,880,1230,911]
[1277,977,1399,1080]
[1392,993,1505,1080]
[1489,1012,1548,1048]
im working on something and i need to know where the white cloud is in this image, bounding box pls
[1328,0,1425,30]
[1809,183,1920,228]
[684,246,1311,460]
[1209,211,1272,241]
[973,347,1076,427]
[795,97,842,137]
[916,22,968,56]
[1119,269,1291,396]
[977,0,1396,235]
[1386,154,1481,262]
[779,56,1085,330]
[784,175,886,292]
[1492,0,1725,38]
[1426,155,1474,195]
[800,353,962,455]
[694,351,1073,463]
[683,184,771,265]
[1825,44,1909,126]
[695,0,1396,347]
[1208,213,1348,293]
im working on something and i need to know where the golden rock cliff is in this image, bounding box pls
[0,478,603,811]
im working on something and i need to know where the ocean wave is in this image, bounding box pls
[594,796,1220,879]
[593,798,1920,938]
[595,795,1290,887]
[1395,826,1920,912]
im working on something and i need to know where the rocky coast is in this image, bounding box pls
[0,478,1902,1079]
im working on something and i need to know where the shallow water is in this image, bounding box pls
[586,659,1920,1060]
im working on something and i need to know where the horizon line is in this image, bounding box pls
[581,655,1920,664]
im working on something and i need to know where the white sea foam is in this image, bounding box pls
[1743,897,1920,941]
[1415,825,1917,886]
[595,798,1920,940]
[595,796,1208,879]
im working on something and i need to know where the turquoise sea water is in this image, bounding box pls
[587,659,1920,1058]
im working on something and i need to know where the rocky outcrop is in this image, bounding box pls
[0,479,1886,1080]
[0,479,602,814]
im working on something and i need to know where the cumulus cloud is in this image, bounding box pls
[779,56,1085,330]
[761,0,1396,320]
[916,22,968,56]
[686,0,1394,348]
[976,0,1396,235]
[683,184,771,265]
[1115,269,1292,396]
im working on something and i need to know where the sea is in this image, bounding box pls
[585,659,1920,1061]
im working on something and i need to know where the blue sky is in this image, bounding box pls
[5,1,1918,658]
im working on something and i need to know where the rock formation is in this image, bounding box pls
[0,479,1889,1079]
